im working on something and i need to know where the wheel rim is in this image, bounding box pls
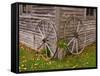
[35,19,57,58]
[64,16,86,55]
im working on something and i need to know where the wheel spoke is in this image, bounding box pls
[43,22,45,37]
[71,39,76,53]
[47,40,57,49]
[75,38,78,54]
[76,22,80,32]
[37,42,44,50]
[83,32,86,47]
[73,16,76,31]
[68,38,75,46]
[44,44,48,57]
[46,28,53,38]
[78,27,84,34]
[47,22,50,35]
[38,26,44,38]
[46,22,49,37]
[45,43,54,54]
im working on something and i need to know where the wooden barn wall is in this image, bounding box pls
[19,5,56,50]
[19,5,96,50]
[57,7,85,39]
[58,7,96,46]
[83,19,96,45]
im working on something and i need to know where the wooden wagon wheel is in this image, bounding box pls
[64,16,86,55]
[34,19,57,59]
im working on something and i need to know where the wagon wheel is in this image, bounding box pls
[35,19,57,59]
[64,16,86,55]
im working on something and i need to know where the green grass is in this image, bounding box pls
[19,43,96,72]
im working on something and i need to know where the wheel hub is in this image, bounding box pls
[42,38,47,43]
[73,32,79,38]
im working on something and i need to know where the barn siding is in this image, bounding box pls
[19,4,96,51]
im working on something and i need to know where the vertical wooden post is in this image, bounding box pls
[84,8,87,20]
[55,7,65,59]
[55,7,61,39]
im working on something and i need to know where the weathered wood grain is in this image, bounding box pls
[19,5,96,51]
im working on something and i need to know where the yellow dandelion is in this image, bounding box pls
[37,58,40,60]
[22,59,27,63]
[22,56,25,59]
[48,61,52,64]
[19,66,21,70]
[23,68,27,70]
[34,63,38,66]
[72,65,78,68]
[86,62,89,64]
[21,64,24,67]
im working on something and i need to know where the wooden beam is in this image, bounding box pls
[55,7,61,39]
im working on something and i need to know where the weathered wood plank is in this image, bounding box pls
[19,5,96,51]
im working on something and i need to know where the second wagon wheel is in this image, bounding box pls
[64,16,86,55]
[35,19,57,59]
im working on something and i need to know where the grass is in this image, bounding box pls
[19,43,96,72]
